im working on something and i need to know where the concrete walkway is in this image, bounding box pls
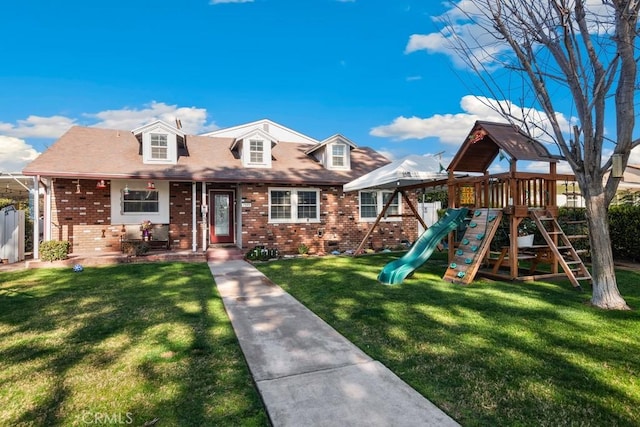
[208,259,459,427]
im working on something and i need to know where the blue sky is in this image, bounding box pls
[0,0,631,174]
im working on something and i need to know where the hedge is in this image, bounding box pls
[39,241,71,261]
[608,204,640,261]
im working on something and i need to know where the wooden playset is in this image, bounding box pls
[442,121,591,289]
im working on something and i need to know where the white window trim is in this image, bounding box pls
[142,130,177,164]
[328,142,350,170]
[150,133,169,160]
[122,189,160,214]
[358,190,402,222]
[242,138,272,168]
[248,139,264,164]
[110,180,170,224]
[268,187,321,224]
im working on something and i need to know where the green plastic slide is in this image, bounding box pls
[378,208,469,285]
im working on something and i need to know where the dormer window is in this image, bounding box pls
[331,143,346,168]
[305,135,356,171]
[150,133,168,160]
[249,139,264,164]
[229,129,275,168]
[133,120,184,165]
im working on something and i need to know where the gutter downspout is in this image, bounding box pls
[192,182,197,252]
[201,182,207,251]
[43,177,51,242]
[33,176,40,260]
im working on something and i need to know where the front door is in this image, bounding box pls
[209,191,235,244]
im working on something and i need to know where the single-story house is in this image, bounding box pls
[22,119,419,257]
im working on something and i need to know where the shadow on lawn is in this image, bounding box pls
[257,254,640,426]
[0,263,265,426]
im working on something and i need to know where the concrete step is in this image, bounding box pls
[207,246,245,262]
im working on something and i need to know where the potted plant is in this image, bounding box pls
[140,220,153,241]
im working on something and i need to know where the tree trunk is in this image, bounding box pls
[585,189,629,310]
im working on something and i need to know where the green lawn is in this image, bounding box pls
[0,263,267,427]
[256,252,640,427]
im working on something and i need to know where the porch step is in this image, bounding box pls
[207,246,245,262]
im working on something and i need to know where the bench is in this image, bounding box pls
[488,246,539,274]
[120,224,170,252]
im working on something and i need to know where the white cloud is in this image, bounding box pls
[370,95,575,146]
[406,0,511,70]
[413,0,617,70]
[86,101,218,134]
[522,160,572,174]
[0,136,40,173]
[0,101,217,144]
[0,115,77,139]
[370,113,479,144]
[0,101,219,172]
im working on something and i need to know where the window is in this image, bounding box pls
[359,190,401,221]
[249,139,264,164]
[360,191,378,219]
[297,191,318,219]
[123,190,159,213]
[383,191,400,215]
[270,190,292,220]
[150,133,168,160]
[331,144,346,168]
[269,188,320,223]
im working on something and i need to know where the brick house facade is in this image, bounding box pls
[24,119,419,257]
[48,178,417,255]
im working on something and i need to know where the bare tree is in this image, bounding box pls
[438,0,638,309]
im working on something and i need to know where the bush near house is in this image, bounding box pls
[39,240,71,261]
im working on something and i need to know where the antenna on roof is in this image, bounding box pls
[175,118,182,129]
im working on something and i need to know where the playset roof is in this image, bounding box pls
[448,121,563,173]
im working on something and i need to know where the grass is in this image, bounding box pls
[256,252,640,426]
[0,263,267,427]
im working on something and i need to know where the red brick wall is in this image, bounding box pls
[50,179,201,254]
[50,178,119,254]
[169,182,199,250]
[239,183,418,255]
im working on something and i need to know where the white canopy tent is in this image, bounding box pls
[616,165,640,190]
[344,154,447,192]
[343,154,450,255]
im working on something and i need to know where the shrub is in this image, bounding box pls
[39,240,71,261]
[121,241,149,256]
[608,204,640,261]
[297,243,309,255]
[0,198,13,210]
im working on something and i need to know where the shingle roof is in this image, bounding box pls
[448,121,563,173]
[22,126,389,185]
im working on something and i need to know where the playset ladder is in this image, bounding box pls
[443,208,503,285]
[530,210,592,290]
